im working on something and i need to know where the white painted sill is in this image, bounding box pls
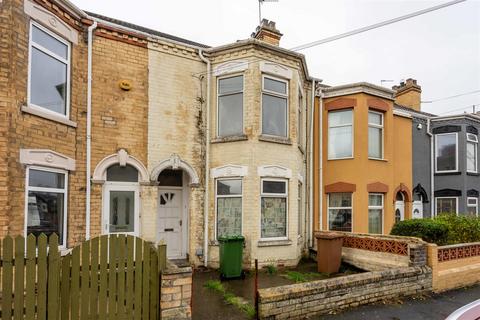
[257,239,292,247]
[22,104,77,128]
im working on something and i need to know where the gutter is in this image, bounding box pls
[318,86,323,233]
[85,20,98,240]
[427,118,434,217]
[198,49,211,267]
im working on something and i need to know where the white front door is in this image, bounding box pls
[158,188,184,259]
[395,201,405,223]
[103,183,140,236]
[412,201,423,219]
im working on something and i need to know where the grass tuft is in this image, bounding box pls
[265,264,277,275]
[204,280,225,293]
[283,271,328,283]
[204,279,256,318]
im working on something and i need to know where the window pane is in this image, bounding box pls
[263,180,286,194]
[30,47,67,114]
[436,198,457,214]
[368,127,382,158]
[29,169,65,188]
[262,94,287,137]
[217,179,242,195]
[27,191,65,245]
[109,191,135,233]
[218,76,243,95]
[218,93,243,136]
[467,142,477,172]
[328,208,352,232]
[107,165,138,182]
[436,134,457,171]
[261,197,287,238]
[466,205,477,216]
[368,209,382,234]
[264,77,287,94]
[468,198,478,205]
[369,194,383,206]
[158,169,183,187]
[328,193,352,207]
[368,112,382,125]
[329,110,352,126]
[32,25,68,59]
[328,126,352,158]
[217,197,242,237]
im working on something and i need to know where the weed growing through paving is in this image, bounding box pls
[283,271,329,283]
[204,280,256,318]
[265,264,277,275]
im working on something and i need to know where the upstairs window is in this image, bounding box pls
[467,133,478,173]
[29,22,70,116]
[435,133,458,172]
[297,90,303,147]
[262,76,288,137]
[328,110,353,159]
[217,75,243,137]
[368,111,383,159]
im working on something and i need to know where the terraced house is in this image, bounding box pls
[0,0,316,268]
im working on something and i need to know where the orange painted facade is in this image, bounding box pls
[313,84,413,235]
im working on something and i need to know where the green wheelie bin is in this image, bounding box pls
[218,235,245,280]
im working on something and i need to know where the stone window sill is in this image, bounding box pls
[369,158,388,162]
[258,135,292,145]
[257,239,292,247]
[211,134,248,144]
[22,104,77,128]
[467,172,480,176]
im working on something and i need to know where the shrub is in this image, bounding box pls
[390,214,480,245]
[390,218,449,245]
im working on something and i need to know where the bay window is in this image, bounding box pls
[328,193,352,232]
[435,133,458,172]
[28,22,70,116]
[216,179,242,238]
[261,179,288,239]
[368,194,383,234]
[436,197,457,215]
[368,111,383,159]
[467,133,478,173]
[328,110,353,159]
[217,75,244,137]
[26,167,67,246]
[262,76,288,137]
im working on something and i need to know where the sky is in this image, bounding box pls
[71,0,480,116]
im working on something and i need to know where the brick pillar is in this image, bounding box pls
[160,265,192,320]
[426,244,439,292]
[409,243,427,267]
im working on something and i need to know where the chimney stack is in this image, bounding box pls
[251,19,283,46]
[392,78,422,111]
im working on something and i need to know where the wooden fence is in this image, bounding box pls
[0,233,167,319]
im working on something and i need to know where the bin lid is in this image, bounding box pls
[314,231,344,240]
[218,235,245,242]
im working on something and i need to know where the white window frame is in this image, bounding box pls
[368,110,384,160]
[327,193,353,232]
[297,89,303,148]
[216,74,244,137]
[328,109,354,160]
[435,133,458,173]
[467,197,478,216]
[214,178,243,240]
[260,178,289,241]
[28,21,71,118]
[435,197,459,216]
[261,75,289,138]
[368,193,384,234]
[467,133,478,173]
[24,166,68,248]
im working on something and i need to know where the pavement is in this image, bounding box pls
[318,285,480,320]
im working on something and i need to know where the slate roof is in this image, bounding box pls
[394,103,437,117]
[86,11,210,48]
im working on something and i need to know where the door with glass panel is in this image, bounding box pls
[103,164,140,236]
[394,192,405,223]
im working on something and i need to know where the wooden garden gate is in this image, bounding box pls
[0,234,166,319]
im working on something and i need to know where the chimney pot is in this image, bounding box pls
[252,19,283,46]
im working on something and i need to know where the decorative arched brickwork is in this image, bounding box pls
[324,98,357,111]
[367,182,389,193]
[367,98,390,112]
[393,183,411,202]
[325,182,356,193]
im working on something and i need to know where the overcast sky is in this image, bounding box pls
[72,0,480,115]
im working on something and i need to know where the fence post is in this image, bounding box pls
[158,243,167,272]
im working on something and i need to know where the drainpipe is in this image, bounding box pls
[427,118,434,217]
[318,86,323,233]
[198,49,210,267]
[85,20,97,240]
[308,79,315,247]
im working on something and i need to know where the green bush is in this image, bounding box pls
[390,214,480,245]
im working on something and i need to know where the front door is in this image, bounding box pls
[103,183,140,236]
[395,201,405,223]
[158,188,184,259]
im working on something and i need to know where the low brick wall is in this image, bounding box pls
[160,263,192,320]
[428,242,480,293]
[315,232,427,271]
[258,266,432,320]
